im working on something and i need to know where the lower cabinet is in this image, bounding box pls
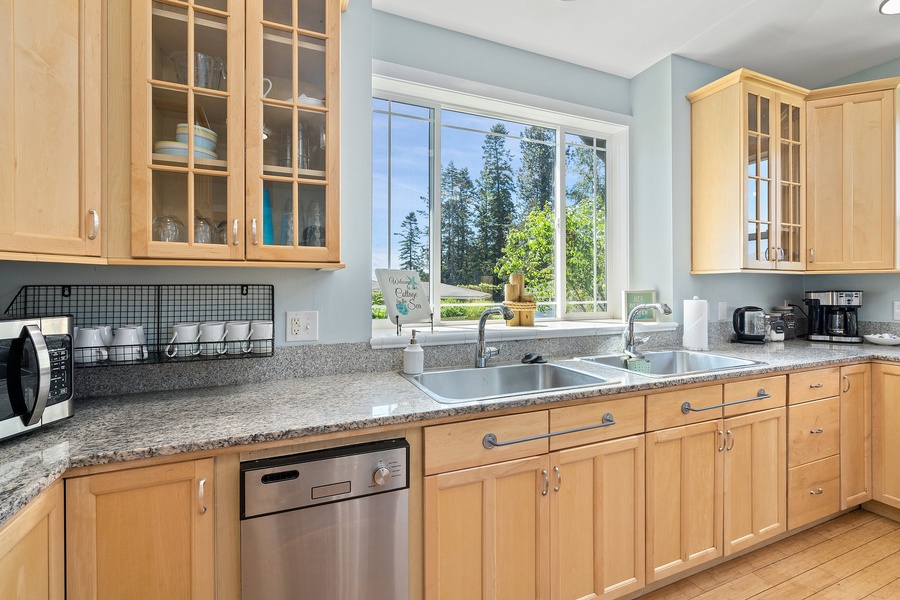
[65,458,216,600]
[841,363,872,508]
[873,363,900,508]
[646,408,786,582]
[0,482,64,600]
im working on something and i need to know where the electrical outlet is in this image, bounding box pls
[285,311,318,341]
[718,301,728,321]
[893,301,900,321]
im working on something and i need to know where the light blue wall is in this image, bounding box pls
[826,56,900,86]
[0,0,375,345]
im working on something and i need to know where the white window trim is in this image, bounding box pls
[372,63,631,330]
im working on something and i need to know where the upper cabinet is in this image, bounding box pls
[689,69,808,273]
[0,0,102,260]
[806,79,898,272]
[109,0,343,267]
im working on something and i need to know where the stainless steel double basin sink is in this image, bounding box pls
[404,350,764,404]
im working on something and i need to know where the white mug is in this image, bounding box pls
[109,327,143,363]
[166,322,201,358]
[121,324,149,359]
[249,320,274,354]
[224,320,252,354]
[75,327,109,364]
[262,77,272,98]
[97,325,113,347]
[199,321,227,356]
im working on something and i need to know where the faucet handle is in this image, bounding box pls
[484,346,501,359]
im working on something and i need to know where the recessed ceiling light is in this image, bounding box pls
[880,0,900,15]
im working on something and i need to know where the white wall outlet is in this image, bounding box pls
[286,311,318,342]
[893,301,900,321]
[718,301,728,321]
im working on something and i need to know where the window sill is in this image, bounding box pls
[369,320,678,349]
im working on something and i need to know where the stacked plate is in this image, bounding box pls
[155,124,219,159]
[154,140,218,159]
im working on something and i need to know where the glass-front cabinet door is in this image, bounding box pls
[742,83,805,271]
[245,0,340,262]
[132,0,245,259]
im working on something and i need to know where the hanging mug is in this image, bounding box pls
[262,78,273,98]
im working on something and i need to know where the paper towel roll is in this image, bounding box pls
[683,297,709,351]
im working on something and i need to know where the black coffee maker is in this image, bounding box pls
[803,291,863,343]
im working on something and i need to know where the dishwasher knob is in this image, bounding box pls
[373,464,392,486]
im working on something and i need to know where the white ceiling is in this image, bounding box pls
[372,0,900,89]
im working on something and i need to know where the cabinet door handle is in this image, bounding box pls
[810,427,824,434]
[251,219,259,245]
[553,465,561,492]
[842,375,850,393]
[778,247,785,261]
[483,412,615,449]
[541,469,549,496]
[682,389,771,414]
[198,478,208,514]
[725,429,734,451]
[809,248,815,263]
[717,429,726,452]
[810,487,824,495]
[87,209,99,240]
[232,219,239,246]
[809,383,824,389]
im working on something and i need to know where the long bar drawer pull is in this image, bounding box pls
[483,412,615,449]
[809,383,824,389]
[810,487,824,495]
[681,389,770,414]
[198,478,207,514]
[810,427,824,434]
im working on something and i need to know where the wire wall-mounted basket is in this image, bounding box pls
[5,284,275,367]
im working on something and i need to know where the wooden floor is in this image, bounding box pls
[638,510,900,599]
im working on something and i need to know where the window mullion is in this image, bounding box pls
[431,107,442,325]
[556,127,567,319]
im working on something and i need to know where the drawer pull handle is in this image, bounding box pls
[810,427,824,434]
[681,389,771,414]
[842,375,850,393]
[541,469,549,496]
[809,383,824,389]
[482,412,615,449]
[810,487,824,495]
[198,478,207,514]
[553,465,561,492]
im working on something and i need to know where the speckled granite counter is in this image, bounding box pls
[3,339,900,528]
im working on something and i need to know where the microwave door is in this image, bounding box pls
[8,325,51,427]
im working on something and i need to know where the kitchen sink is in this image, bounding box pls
[403,363,613,404]
[577,349,763,378]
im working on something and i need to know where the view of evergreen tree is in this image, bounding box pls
[473,123,516,297]
[496,204,555,302]
[517,126,555,214]
[395,210,428,278]
[440,162,476,285]
[564,142,607,310]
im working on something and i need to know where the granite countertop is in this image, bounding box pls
[2,339,900,527]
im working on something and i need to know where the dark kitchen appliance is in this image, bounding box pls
[241,438,409,600]
[803,291,863,343]
[0,315,74,442]
[733,306,767,344]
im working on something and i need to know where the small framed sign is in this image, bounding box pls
[375,269,433,330]
[622,290,658,322]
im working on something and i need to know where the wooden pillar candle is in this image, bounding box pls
[502,273,537,326]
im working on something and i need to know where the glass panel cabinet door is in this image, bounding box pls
[246,0,341,262]
[132,0,244,259]
[743,89,774,268]
[776,99,805,270]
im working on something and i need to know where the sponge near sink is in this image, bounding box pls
[625,357,651,373]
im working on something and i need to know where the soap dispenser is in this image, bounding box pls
[403,329,424,375]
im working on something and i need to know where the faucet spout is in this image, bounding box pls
[623,302,672,359]
[475,306,516,367]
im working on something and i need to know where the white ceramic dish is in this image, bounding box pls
[285,94,324,107]
[154,140,218,160]
[864,334,900,346]
[175,123,218,151]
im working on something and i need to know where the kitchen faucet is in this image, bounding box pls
[476,305,516,367]
[623,303,672,358]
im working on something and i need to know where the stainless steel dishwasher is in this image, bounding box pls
[240,438,409,600]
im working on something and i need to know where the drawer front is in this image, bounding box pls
[549,395,645,451]
[788,397,841,468]
[646,385,723,431]
[723,375,787,417]
[789,367,840,405]
[424,411,549,475]
[788,455,841,529]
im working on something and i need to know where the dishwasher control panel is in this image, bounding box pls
[240,437,409,519]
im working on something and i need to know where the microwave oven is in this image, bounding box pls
[0,315,74,443]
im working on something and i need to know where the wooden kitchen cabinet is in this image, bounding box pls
[0,482,64,600]
[0,0,102,260]
[113,0,342,266]
[872,363,900,508]
[65,458,215,600]
[806,79,898,272]
[688,69,808,273]
[841,363,872,508]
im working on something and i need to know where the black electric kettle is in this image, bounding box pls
[733,306,766,344]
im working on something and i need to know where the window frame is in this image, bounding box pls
[372,73,630,326]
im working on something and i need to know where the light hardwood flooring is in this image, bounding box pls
[637,510,900,599]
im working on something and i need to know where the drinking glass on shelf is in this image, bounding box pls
[152,216,186,242]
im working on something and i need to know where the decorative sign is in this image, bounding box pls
[622,290,658,322]
[375,269,432,327]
